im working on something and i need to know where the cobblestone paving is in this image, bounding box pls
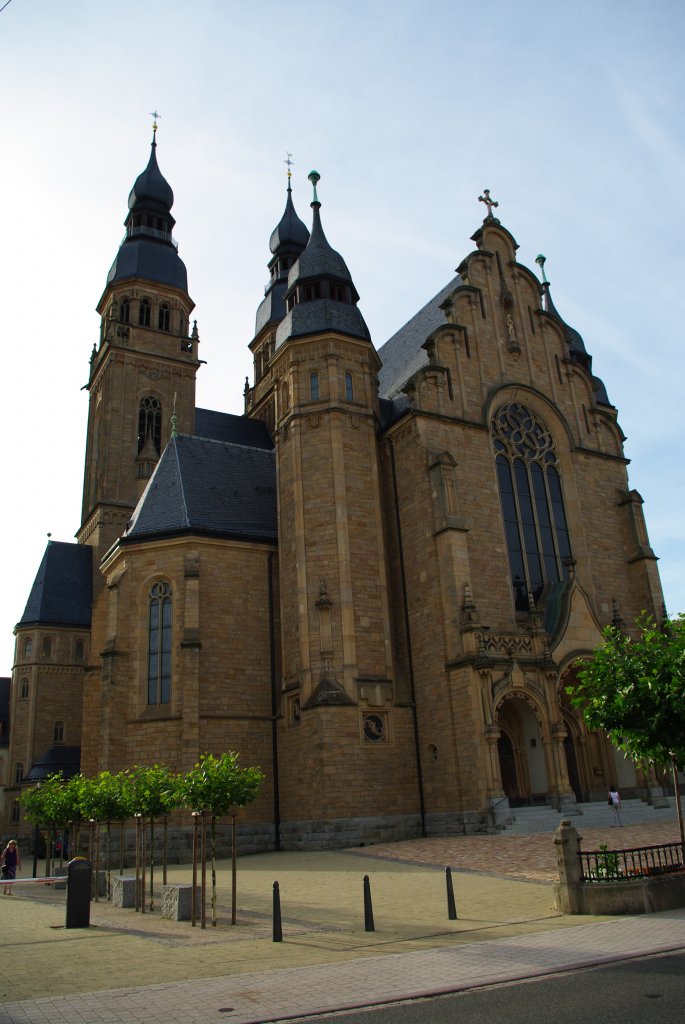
[351,820,683,883]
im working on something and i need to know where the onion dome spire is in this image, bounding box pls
[275,171,369,348]
[105,122,188,293]
[254,157,310,336]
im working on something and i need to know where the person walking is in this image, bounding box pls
[608,785,623,826]
[1,839,21,894]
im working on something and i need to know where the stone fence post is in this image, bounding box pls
[553,819,584,914]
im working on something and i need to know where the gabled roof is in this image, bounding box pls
[194,408,274,449]
[377,275,460,399]
[18,542,92,629]
[124,434,277,543]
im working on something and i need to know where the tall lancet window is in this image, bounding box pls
[138,395,162,454]
[492,402,572,612]
[147,581,172,705]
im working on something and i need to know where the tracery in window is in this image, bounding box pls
[120,296,130,323]
[14,762,23,785]
[139,297,151,327]
[138,395,162,454]
[345,371,354,401]
[20,678,29,699]
[147,581,172,705]
[492,402,572,612]
[158,302,170,331]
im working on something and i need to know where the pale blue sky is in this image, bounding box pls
[1,0,683,672]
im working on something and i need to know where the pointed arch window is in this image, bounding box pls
[492,402,572,612]
[344,371,354,401]
[120,297,130,323]
[14,762,24,785]
[20,678,29,700]
[158,303,170,332]
[147,581,172,705]
[310,372,320,401]
[139,298,151,327]
[138,395,162,454]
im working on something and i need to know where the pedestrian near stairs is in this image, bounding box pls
[609,785,623,826]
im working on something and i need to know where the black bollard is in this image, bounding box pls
[272,880,283,942]
[445,866,458,920]
[363,874,375,932]
[66,857,92,929]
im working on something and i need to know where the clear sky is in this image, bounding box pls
[0,0,683,674]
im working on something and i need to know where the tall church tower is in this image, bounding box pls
[269,174,417,842]
[78,126,199,559]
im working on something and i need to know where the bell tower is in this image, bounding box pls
[78,124,199,558]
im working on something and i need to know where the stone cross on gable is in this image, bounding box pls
[479,189,499,218]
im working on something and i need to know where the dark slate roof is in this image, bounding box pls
[269,185,310,254]
[255,282,287,334]
[124,434,277,543]
[287,204,354,288]
[0,678,9,747]
[23,745,81,783]
[275,298,370,347]
[377,275,460,399]
[194,408,274,449]
[106,238,188,292]
[128,140,174,212]
[18,542,92,629]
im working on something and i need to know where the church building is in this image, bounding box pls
[2,133,665,848]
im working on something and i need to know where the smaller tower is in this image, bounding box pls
[247,164,310,430]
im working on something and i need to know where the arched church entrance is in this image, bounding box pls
[563,730,583,802]
[496,696,549,806]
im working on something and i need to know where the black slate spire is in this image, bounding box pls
[105,130,188,292]
[275,171,370,347]
[255,176,310,335]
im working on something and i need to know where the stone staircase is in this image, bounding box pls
[500,797,682,835]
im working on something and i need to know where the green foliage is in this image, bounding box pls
[21,771,82,825]
[571,613,685,765]
[177,752,264,816]
[122,764,178,818]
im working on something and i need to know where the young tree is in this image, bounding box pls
[177,752,263,925]
[123,764,177,910]
[571,613,685,846]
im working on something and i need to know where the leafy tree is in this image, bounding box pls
[177,752,264,925]
[122,764,177,909]
[22,772,83,873]
[571,613,685,846]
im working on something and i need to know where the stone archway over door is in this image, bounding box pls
[497,696,549,806]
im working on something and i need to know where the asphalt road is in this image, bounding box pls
[294,951,685,1024]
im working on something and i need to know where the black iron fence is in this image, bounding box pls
[579,841,685,883]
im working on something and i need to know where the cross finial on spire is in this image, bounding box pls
[150,110,162,136]
[478,188,499,219]
[284,151,294,180]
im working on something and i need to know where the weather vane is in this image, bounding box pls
[284,152,294,180]
[150,109,162,135]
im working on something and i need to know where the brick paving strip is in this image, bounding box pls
[3,909,685,1024]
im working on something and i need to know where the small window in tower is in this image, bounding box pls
[20,678,29,700]
[42,637,52,659]
[138,395,162,454]
[75,638,85,662]
[310,372,320,401]
[345,372,354,401]
[158,303,170,332]
[139,298,151,327]
[23,638,32,658]
[14,762,24,785]
[120,297,130,323]
[281,381,290,414]
[53,720,65,744]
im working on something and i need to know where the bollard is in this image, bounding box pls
[363,874,375,932]
[272,881,283,942]
[445,866,458,920]
[66,857,92,929]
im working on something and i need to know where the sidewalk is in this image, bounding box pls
[1,827,684,1023]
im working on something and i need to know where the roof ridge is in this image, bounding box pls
[171,437,191,529]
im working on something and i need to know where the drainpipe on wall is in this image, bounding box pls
[268,552,281,851]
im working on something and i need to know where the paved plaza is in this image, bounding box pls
[1,819,684,1023]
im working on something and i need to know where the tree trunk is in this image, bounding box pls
[672,757,685,850]
[211,814,217,926]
